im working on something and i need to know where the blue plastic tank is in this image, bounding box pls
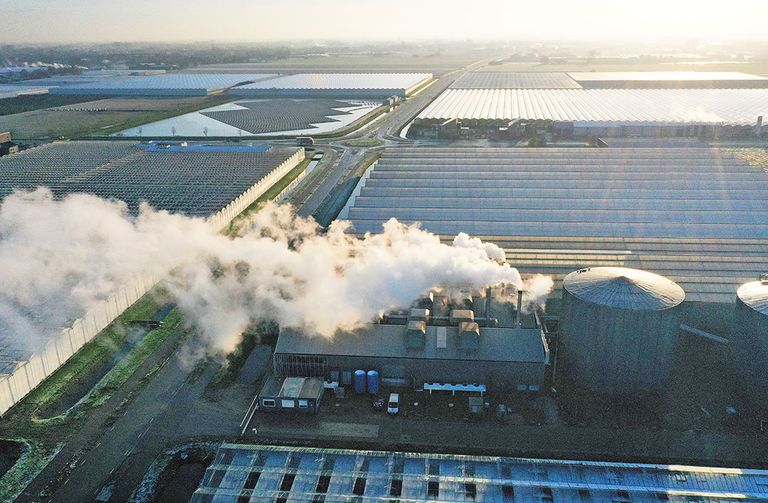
[367,370,380,395]
[353,369,366,394]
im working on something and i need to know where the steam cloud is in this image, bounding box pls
[0,188,552,356]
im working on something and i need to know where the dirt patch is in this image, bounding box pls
[153,448,213,503]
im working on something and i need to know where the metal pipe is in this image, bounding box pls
[485,287,492,327]
[516,290,523,328]
[680,324,729,345]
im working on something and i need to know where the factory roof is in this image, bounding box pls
[737,280,768,315]
[563,267,685,311]
[450,72,581,89]
[275,324,547,364]
[344,147,768,303]
[231,73,431,91]
[417,88,768,125]
[192,443,768,502]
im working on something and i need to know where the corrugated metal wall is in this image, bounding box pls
[559,290,682,395]
[731,297,768,400]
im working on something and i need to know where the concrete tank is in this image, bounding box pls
[560,267,685,395]
[731,279,768,399]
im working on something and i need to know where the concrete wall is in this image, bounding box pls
[0,148,304,416]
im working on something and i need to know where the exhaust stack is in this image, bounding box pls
[485,287,492,327]
[516,289,523,328]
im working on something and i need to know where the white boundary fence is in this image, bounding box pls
[0,148,305,415]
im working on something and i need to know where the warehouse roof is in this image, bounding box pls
[275,324,547,364]
[192,444,768,502]
[231,73,431,91]
[417,88,768,125]
[344,147,768,303]
[737,280,768,315]
[563,267,685,311]
[450,72,581,89]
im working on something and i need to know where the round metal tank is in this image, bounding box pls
[560,267,685,395]
[353,370,366,394]
[367,370,380,395]
[731,280,768,397]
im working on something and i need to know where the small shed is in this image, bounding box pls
[258,376,324,414]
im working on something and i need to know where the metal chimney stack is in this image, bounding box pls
[516,289,523,328]
[485,287,492,327]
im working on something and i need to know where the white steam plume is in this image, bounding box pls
[0,188,549,357]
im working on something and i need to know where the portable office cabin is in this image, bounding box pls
[258,376,323,414]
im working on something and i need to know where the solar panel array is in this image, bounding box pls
[230,73,432,97]
[343,147,768,303]
[192,444,768,502]
[451,72,582,89]
[49,73,278,96]
[418,88,768,125]
[201,99,356,134]
[0,141,301,217]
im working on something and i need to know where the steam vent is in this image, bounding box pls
[560,267,685,395]
[731,278,768,401]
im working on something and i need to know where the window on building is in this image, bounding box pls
[316,475,331,493]
[390,478,403,497]
[262,399,276,407]
[298,400,309,408]
[243,471,260,490]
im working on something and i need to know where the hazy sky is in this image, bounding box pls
[2,0,767,43]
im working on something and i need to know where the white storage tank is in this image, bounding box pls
[560,267,685,395]
[731,278,768,399]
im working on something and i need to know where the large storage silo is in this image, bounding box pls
[560,267,685,395]
[731,279,768,398]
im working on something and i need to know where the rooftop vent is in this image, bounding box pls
[406,320,426,349]
[760,273,768,285]
[409,308,430,322]
[449,309,474,325]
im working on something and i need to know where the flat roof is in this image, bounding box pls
[275,324,547,364]
[192,444,768,501]
[417,88,768,125]
[260,376,323,399]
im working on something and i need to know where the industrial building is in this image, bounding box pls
[730,277,768,403]
[559,267,685,395]
[273,290,549,392]
[0,141,304,416]
[229,73,433,98]
[568,71,768,89]
[48,73,278,96]
[342,147,768,305]
[192,443,768,501]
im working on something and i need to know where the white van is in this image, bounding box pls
[387,393,400,415]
